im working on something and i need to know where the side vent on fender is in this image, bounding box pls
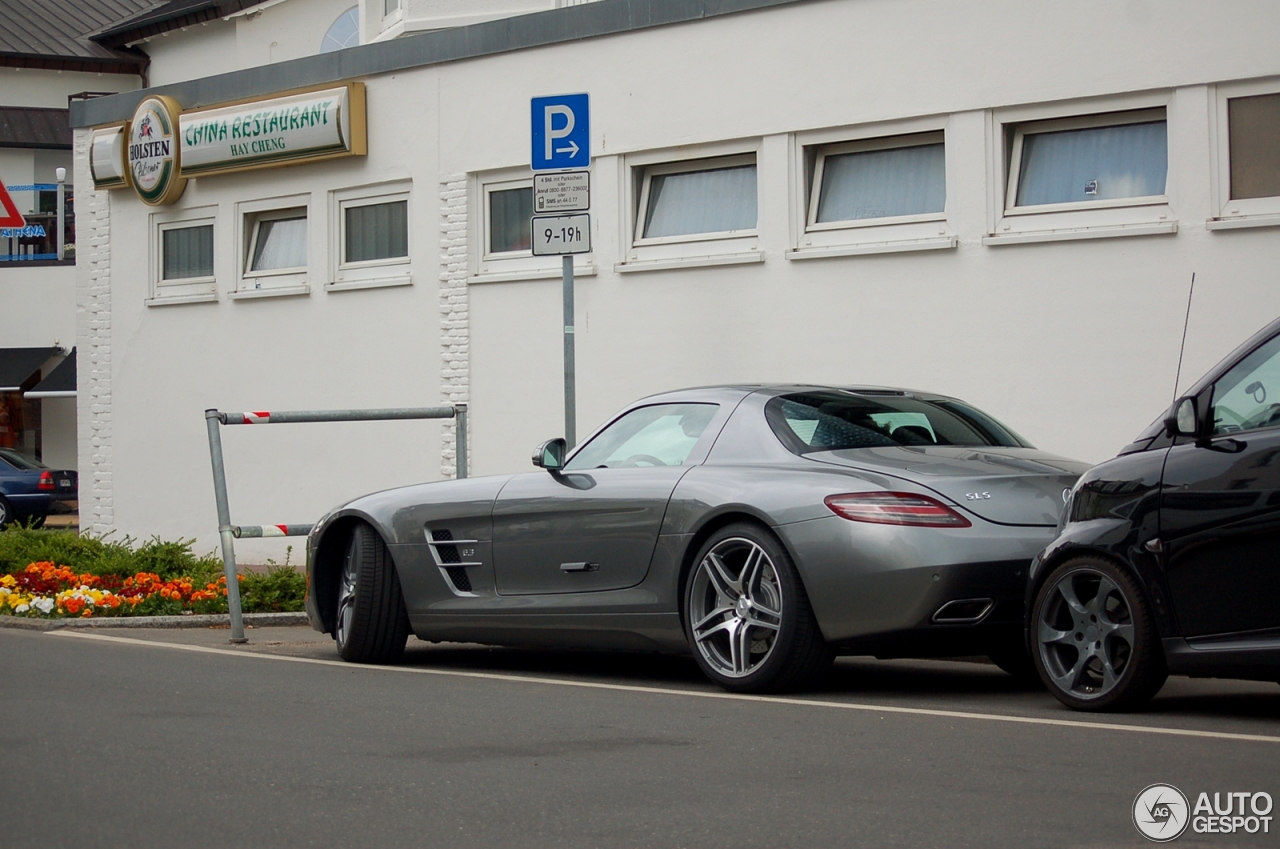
[426,528,480,595]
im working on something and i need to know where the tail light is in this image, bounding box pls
[824,492,972,528]
[38,471,55,491]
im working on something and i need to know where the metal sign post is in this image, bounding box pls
[531,94,591,447]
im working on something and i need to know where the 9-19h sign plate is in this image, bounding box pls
[532,213,591,255]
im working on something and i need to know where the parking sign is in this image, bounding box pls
[531,93,589,171]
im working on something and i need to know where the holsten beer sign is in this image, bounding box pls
[91,83,366,204]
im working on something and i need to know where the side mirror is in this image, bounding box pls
[532,438,566,471]
[1164,397,1199,438]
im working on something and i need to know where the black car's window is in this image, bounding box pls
[565,404,718,470]
[0,448,45,470]
[1212,332,1280,435]
[766,392,1031,454]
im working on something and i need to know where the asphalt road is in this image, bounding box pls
[3,625,1277,849]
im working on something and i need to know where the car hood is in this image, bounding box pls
[807,446,1091,526]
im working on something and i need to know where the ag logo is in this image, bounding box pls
[1134,784,1190,842]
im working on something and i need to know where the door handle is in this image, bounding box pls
[560,562,599,572]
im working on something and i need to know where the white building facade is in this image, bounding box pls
[71,0,1280,558]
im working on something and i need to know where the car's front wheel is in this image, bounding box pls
[1032,557,1167,711]
[684,523,832,693]
[334,522,410,664]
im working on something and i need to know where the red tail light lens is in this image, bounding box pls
[38,471,55,491]
[824,492,972,528]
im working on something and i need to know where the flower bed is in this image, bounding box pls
[1,562,236,618]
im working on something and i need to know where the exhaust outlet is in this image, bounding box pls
[931,598,993,624]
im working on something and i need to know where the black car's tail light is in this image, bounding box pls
[824,492,972,528]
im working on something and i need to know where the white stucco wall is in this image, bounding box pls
[145,0,364,86]
[80,0,1280,556]
[0,265,76,346]
[0,67,141,108]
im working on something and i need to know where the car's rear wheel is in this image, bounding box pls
[684,523,832,693]
[334,522,410,664]
[1032,557,1167,711]
[0,496,12,529]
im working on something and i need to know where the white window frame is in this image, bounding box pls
[1208,77,1280,231]
[233,193,311,299]
[1004,108,1168,216]
[147,204,218,306]
[328,181,412,292]
[469,167,594,284]
[789,118,955,261]
[986,94,1176,246]
[619,141,762,273]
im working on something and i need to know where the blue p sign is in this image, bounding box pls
[531,93,590,171]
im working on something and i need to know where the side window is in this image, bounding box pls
[565,404,718,470]
[1211,334,1280,435]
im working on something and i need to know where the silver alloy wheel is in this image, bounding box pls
[335,547,358,649]
[688,537,784,678]
[1037,567,1136,700]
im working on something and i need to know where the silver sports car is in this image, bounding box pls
[305,385,1089,692]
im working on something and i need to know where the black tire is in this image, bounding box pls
[684,522,833,693]
[987,637,1041,684]
[1031,556,1167,711]
[334,522,411,664]
[0,496,12,529]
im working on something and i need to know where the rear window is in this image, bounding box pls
[765,391,1031,454]
[0,448,46,470]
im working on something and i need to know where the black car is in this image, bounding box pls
[1027,318,1280,711]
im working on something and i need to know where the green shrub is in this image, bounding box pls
[0,527,307,615]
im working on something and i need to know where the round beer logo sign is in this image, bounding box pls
[127,96,185,205]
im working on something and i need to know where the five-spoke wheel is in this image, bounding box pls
[1032,557,1166,711]
[685,523,831,692]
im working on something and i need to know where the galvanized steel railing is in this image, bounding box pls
[204,405,468,642]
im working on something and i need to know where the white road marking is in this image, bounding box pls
[52,630,1280,744]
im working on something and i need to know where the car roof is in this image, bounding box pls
[631,384,964,405]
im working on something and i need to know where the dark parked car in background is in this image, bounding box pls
[1028,318,1280,711]
[0,448,77,528]
[307,384,1088,692]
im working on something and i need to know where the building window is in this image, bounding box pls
[486,182,532,255]
[247,209,307,273]
[809,133,944,227]
[161,223,213,281]
[635,154,757,243]
[1227,92,1280,202]
[1007,109,1167,212]
[321,6,359,53]
[329,183,412,291]
[345,199,407,262]
[233,195,310,298]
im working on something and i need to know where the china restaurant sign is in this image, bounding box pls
[89,83,367,205]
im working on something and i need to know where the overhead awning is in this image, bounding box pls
[0,347,57,392]
[25,348,75,398]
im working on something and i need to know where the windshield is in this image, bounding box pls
[0,448,47,471]
[765,391,1032,454]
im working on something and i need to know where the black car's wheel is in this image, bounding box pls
[1032,557,1167,711]
[334,522,410,664]
[684,523,832,693]
[0,496,12,529]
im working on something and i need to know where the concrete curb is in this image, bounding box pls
[0,612,310,631]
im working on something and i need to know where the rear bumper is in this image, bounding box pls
[778,514,1052,646]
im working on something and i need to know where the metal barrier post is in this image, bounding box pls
[455,403,468,480]
[204,409,248,644]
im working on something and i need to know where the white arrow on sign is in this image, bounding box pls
[556,140,579,157]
